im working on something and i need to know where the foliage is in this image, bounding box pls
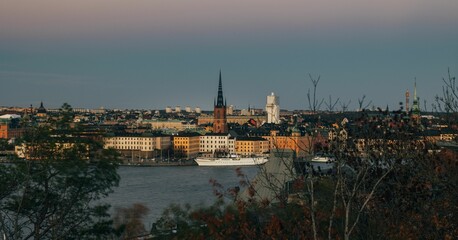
[113,203,150,238]
[0,139,14,151]
[153,113,458,239]
[0,124,120,239]
[435,68,458,114]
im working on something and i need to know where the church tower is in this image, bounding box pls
[213,71,228,133]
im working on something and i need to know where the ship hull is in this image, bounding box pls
[195,157,268,166]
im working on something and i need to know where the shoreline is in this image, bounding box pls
[119,160,197,167]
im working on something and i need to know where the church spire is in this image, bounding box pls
[412,78,420,116]
[216,70,225,107]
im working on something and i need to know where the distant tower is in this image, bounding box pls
[412,80,421,122]
[412,80,420,114]
[36,101,47,118]
[405,90,410,113]
[266,92,280,124]
[213,71,228,133]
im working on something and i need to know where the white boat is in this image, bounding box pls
[310,155,335,172]
[195,155,268,166]
[311,155,334,163]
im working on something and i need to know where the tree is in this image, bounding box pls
[307,74,324,113]
[56,102,74,130]
[113,203,150,238]
[0,126,120,239]
[324,95,340,112]
[357,95,372,111]
[340,100,351,112]
[436,68,458,113]
[153,111,458,239]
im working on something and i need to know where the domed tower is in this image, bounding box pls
[213,71,228,133]
[36,101,48,118]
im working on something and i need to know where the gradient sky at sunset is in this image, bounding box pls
[1,0,457,110]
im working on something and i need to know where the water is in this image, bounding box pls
[101,166,259,229]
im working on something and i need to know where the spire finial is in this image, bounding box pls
[216,70,224,107]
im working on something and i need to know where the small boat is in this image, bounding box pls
[195,155,268,166]
[311,155,334,163]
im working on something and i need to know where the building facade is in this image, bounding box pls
[198,115,267,127]
[199,133,235,155]
[173,132,201,159]
[144,119,197,131]
[261,130,313,157]
[235,137,269,156]
[0,115,23,139]
[103,133,172,159]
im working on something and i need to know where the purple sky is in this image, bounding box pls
[1,0,458,110]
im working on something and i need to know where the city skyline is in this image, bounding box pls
[1,1,458,110]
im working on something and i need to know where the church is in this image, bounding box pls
[213,71,228,133]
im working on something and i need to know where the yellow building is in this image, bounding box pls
[235,137,269,156]
[260,130,313,157]
[15,141,89,160]
[173,132,201,159]
[103,133,172,159]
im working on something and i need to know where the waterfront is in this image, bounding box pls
[102,165,260,229]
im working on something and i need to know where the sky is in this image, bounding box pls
[1,0,458,111]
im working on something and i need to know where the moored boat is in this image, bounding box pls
[311,155,334,163]
[195,155,268,166]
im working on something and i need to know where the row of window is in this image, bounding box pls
[117,146,153,150]
[110,141,154,145]
[200,140,230,144]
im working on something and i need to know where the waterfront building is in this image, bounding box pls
[15,139,90,160]
[199,133,235,155]
[235,137,269,156]
[213,71,228,133]
[266,92,280,124]
[103,133,172,159]
[260,129,313,158]
[173,132,201,159]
